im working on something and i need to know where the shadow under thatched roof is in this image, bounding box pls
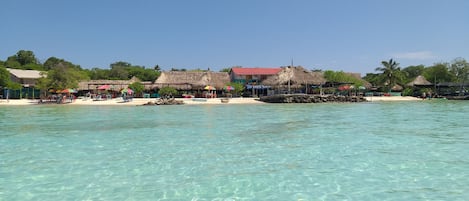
[153,71,230,90]
[261,66,326,87]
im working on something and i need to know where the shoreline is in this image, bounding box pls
[0,96,424,106]
[0,97,265,106]
[364,96,423,102]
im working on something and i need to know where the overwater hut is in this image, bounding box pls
[262,66,326,94]
[153,71,230,97]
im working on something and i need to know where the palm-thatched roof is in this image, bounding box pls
[261,66,326,87]
[391,84,403,91]
[344,72,372,88]
[77,76,143,91]
[406,75,432,86]
[153,71,230,90]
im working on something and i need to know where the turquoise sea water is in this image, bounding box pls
[1,101,468,200]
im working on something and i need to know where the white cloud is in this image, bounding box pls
[392,51,435,60]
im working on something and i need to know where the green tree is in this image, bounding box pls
[107,62,159,81]
[363,73,381,87]
[402,65,425,83]
[142,68,160,81]
[109,65,129,80]
[158,86,178,96]
[375,59,405,92]
[323,70,367,86]
[128,66,159,81]
[449,58,469,83]
[128,82,145,97]
[4,59,21,69]
[86,68,111,80]
[422,63,454,84]
[109,61,131,79]
[16,50,39,65]
[5,50,43,70]
[226,82,244,95]
[0,64,11,87]
[0,63,22,90]
[219,68,231,72]
[111,61,132,69]
[44,57,63,70]
[6,81,22,90]
[170,68,187,71]
[39,60,88,90]
[154,65,161,72]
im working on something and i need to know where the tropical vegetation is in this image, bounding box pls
[1,49,469,97]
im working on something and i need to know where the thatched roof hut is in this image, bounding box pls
[77,76,145,91]
[345,72,372,88]
[391,84,403,91]
[261,66,326,87]
[407,75,432,87]
[153,71,230,90]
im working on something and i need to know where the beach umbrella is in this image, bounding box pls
[98,84,111,90]
[338,85,351,91]
[121,88,133,95]
[204,85,216,90]
[61,88,77,93]
[223,86,235,91]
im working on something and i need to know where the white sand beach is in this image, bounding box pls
[0,97,265,106]
[364,96,422,102]
[1,96,424,106]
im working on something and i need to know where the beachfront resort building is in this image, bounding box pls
[153,71,230,98]
[3,68,44,99]
[77,76,155,98]
[6,68,43,87]
[229,67,282,96]
[229,67,281,85]
[262,66,327,94]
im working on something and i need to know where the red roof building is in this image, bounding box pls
[230,67,282,75]
[230,67,281,84]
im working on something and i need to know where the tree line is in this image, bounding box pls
[1,49,469,95]
[0,50,161,91]
[366,58,469,94]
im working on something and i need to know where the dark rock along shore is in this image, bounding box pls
[259,94,367,103]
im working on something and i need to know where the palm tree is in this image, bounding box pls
[375,59,404,92]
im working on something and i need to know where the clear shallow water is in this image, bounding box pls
[1,101,468,200]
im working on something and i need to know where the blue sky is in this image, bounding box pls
[1,0,468,75]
